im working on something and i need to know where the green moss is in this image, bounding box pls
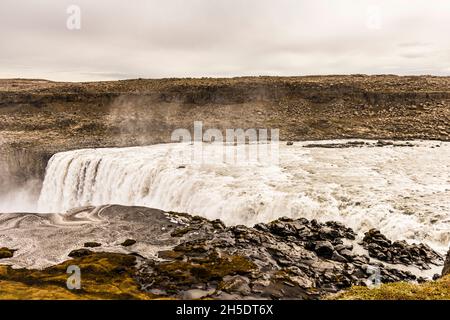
[0,252,155,300]
[332,275,450,300]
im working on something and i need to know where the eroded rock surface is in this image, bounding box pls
[361,229,443,270]
[135,212,437,299]
[0,205,445,300]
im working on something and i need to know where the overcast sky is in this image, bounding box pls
[1,0,450,81]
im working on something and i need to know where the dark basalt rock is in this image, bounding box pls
[361,229,443,270]
[84,242,101,248]
[303,140,417,149]
[121,239,137,247]
[0,247,16,259]
[442,248,450,276]
[315,241,335,258]
[135,214,424,300]
[1,204,440,300]
[68,248,93,258]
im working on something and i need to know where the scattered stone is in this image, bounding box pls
[286,141,294,146]
[362,229,443,270]
[68,248,93,258]
[121,239,137,247]
[133,213,422,300]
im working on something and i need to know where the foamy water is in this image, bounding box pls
[37,140,450,252]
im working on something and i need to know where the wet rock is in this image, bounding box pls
[376,140,394,147]
[339,249,354,261]
[84,242,101,248]
[171,226,196,237]
[315,241,335,258]
[442,248,450,276]
[361,229,443,270]
[219,275,251,296]
[0,247,15,259]
[7,205,431,300]
[133,212,424,300]
[121,239,137,247]
[331,251,348,263]
[68,248,93,258]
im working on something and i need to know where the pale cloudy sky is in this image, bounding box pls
[1,0,449,81]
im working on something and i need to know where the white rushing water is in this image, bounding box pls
[38,140,450,252]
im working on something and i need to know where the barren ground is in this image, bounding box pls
[1,75,449,190]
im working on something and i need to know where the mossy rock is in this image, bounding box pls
[331,275,450,300]
[0,252,155,300]
[0,248,15,259]
[68,249,93,258]
[154,252,256,287]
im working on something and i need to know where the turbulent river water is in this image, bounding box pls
[34,140,450,253]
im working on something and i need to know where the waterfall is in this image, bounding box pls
[38,141,450,252]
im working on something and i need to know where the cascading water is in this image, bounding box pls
[38,140,450,252]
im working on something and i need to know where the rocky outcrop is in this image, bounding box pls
[0,205,444,300]
[361,229,443,270]
[0,247,15,259]
[442,249,450,276]
[0,252,154,300]
[135,214,430,299]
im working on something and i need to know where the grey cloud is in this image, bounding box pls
[0,0,449,81]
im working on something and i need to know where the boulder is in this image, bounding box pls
[314,241,335,258]
[84,242,101,248]
[0,247,15,259]
[442,248,450,276]
[121,239,137,247]
[68,248,93,258]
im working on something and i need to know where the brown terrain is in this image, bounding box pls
[0,75,450,300]
[1,75,450,192]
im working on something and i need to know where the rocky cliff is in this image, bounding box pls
[1,76,450,193]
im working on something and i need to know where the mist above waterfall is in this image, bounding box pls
[0,180,39,213]
[37,140,450,252]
